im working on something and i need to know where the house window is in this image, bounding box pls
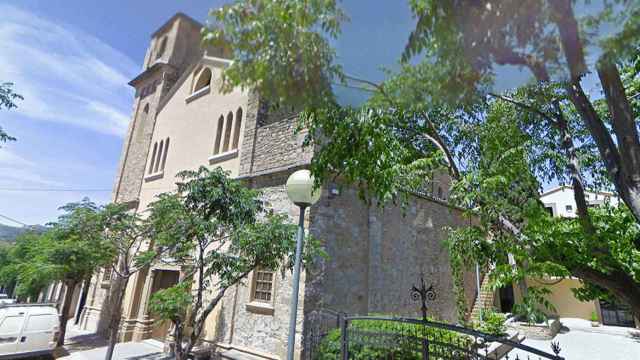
[545,206,554,216]
[565,205,573,213]
[251,268,274,303]
[103,267,112,282]
[156,36,167,60]
[193,68,212,93]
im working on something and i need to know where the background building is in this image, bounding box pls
[480,186,637,328]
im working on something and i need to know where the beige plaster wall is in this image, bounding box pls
[531,278,598,320]
[512,278,598,321]
[137,59,249,213]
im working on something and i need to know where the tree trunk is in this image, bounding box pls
[172,321,184,360]
[573,267,640,320]
[104,274,129,360]
[56,280,78,347]
[597,59,640,223]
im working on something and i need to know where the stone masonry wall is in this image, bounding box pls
[306,188,477,324]
[238,97,312,178]
[216,171,308,359]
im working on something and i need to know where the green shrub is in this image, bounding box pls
[512,287,556,324]
[477,309,507,336]
[314,316,473,360]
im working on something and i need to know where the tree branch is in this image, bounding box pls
[488,92,559,126]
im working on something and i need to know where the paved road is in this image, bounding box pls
[511,319,640,360]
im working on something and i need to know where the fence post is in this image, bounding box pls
[421,338,429,360]
[340,316,348,360]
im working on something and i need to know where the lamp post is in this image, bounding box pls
[285,169,321,360]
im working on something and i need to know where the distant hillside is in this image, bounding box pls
[0,224,47,244]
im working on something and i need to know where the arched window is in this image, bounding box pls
[214,115,224,155]
[232,107,243,150]
[156,36,167,60]
[154,139,164,173]
[193,68,212,93]
[160,137,170,171]
[437,186,443,199]
[222,111,233,152]
[149,142,158,174]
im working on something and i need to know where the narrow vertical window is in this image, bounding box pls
[160,137,170,171]
[223,111,233,152]
[154,139,164,173]
[149,142,158,174]
[214,115,224,155]
[156,36,167,60]
[232,107,243,150]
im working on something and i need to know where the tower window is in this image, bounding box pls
[193,68,212,93]
[156,36,167,60]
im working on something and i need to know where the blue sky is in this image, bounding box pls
[0,1,618,226]
[0,1,417,226]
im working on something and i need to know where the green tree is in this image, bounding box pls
[100,203,158,360]
[45,199,114,346]
[204,0,640,318]
[146,167,300,360]
[0,82,23,145]
[0,232,52,301]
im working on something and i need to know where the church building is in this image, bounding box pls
[79,13,478,359]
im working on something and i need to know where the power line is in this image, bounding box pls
[0,213,29,227]
[0,188,112,192]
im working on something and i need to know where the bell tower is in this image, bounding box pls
[112,13,202,205]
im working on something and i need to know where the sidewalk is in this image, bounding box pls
[55,324,172,360]
[510,318,640,360]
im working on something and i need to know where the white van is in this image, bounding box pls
[0,304,59,359]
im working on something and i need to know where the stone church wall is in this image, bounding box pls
[306,188,478,323]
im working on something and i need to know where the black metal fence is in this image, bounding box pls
[341,316,563,360]
[305,314,564,360]
[303,276,564,360]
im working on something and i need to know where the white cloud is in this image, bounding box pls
[0,4,137,137]
[0,149,64,187]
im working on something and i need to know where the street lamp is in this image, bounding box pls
[285,169,321,360]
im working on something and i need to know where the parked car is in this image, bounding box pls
[0,304,59,359]
[0,295,15,306]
